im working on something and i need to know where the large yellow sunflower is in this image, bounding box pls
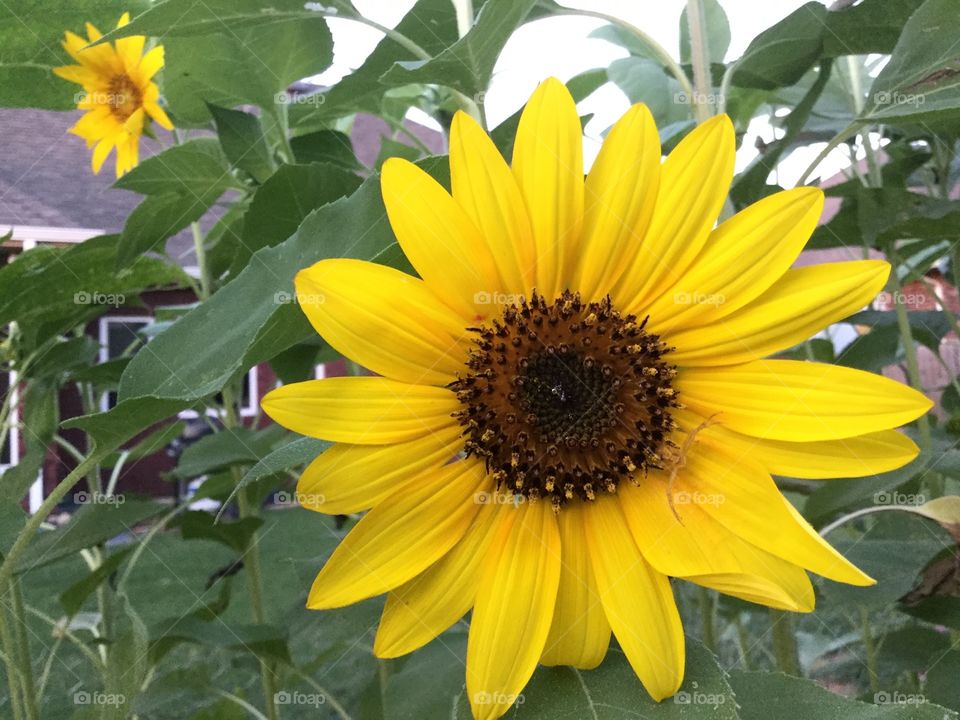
[53,13,173,177]
[262,78,931,719]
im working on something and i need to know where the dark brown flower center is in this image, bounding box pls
[452,290,678,511]
[107,74,142,121]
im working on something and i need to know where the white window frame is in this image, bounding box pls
[98,315,154,412]
[0,370,19,470]
[177,366,259,419]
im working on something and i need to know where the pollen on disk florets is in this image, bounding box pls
[451,290,679,511]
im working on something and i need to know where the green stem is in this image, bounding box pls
[10,580,37,720]
[797,121,864,185]
[770,609,801,676]
[819,505,920,536]
[0,596,25,720]
[191,222,211,301]
[685,0,714,122]
[550,5,694,101]
[222,384,279,720]
[734,614,752,670]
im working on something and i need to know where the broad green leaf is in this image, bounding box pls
[451,641,737,719]
[380,0,538,99]
[862,0,960,121]
[119,192,213,268]
[113,139,237,198]
[150,615,290,665]
[232,162,363,274]
[290,130,362,171]
[0,379,57,501]
[382,633,469,720]
[607,57,690,128]
[680,0,730,64]
[104,594,151,720]
[822,0,925,57]
[59,547,134,616]
[101,420,186,468]
[238,437,329,489]
[835,324,901,373]
[729,668,957,718]
[172,511,263,553]
[173,428,273,480]
[290,0,460,127]
[116,173,409,405]
[925,650,960,711]
[208,104,275,183]
[731,2,827,90]
[803,458,924,525]
[62,396,192,451]
[0,1,147,108]
[16,499,165,573]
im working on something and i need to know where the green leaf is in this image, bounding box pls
[731,2,827,90]
[16,499,165,573]
[173,428,273,480]
[607,57,690,128]
[729,668,957,718]
[119,192,213,268]
[113,139,237,198]
[238,436,329,489]
[59,547,134,616]
[172,511,263,553]
[290,130,362,171]
[379,0,538,99]
[452,641,737,718]
[802,459,923,525]
[925,650,960,711]
[862,0,960,121]
[822,0,926,57]
[835,324,902,372]
[0,379,57,501]
[680,0,730,64]
[290,0,460,127]
[116,173,409,405]
[232,162,363,274]
[104,594,151,720]
[62,396,192,451]
[150,615,290,665]
[208,104,275,183]
[0,1,147,108]
[101,420,186,468]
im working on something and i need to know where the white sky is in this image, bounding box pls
[314,0,859,185]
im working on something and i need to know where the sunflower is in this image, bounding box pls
[53,13,172,177]
[262,78,931,719]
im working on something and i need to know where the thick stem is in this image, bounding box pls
[0,598,25,720]
[685,0,713,122]
[698,586,717,653]
[770,609,801,676]
[10,580,37,720]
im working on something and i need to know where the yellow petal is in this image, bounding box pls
[91,137,114,174]
[450,111,535,296]
[675,408,919,479]
[541,502,611,668]
[52,64,96,86]
[261,377,459,444]
[116,35,146,72]
[467,500,561,720]
[511,77,584,299]
[676,442,873,585]
[144,100,174,131]
[381,157,504,322]
[621,479,814,611]
[647,187,824,333]
[678,359,933,441]
[297,423,464,515]
[573,103,660,302]
[136,45,165,82]
[614,114,735,314]
[583,495,684,701]
[307,459,488,609]
[668,260,890,366]
[375,502,500,658]
[295,258,470,385]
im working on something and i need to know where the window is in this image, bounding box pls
[98,316,152,411]
[0,371,19,469]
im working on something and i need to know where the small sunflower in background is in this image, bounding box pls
[53,12,172,178]
[263,78,932,720]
